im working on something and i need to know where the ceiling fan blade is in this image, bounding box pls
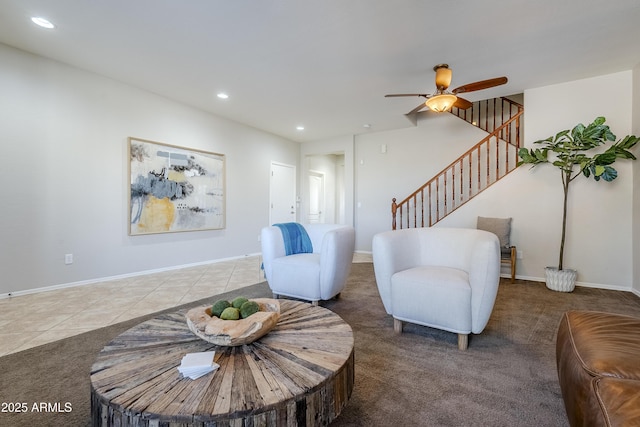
[406,101,427,115]
[385,93,429,98]
[453,97,473,109]
[452,77,508,94]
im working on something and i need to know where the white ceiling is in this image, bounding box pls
[1,0,639,143]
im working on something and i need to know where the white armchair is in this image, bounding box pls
[261,223,356,305]
[372,227,500,350]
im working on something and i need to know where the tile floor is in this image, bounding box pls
[0,253,372,357]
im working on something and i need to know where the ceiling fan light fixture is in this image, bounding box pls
[425,93,457,112]
[433,64,452,90]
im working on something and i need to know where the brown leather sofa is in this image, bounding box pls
[556,310,640,426]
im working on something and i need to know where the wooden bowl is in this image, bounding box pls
[185,298,280,346]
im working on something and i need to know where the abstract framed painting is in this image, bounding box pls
[128,137,225,235]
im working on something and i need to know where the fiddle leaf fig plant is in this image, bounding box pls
[517,117,639,271]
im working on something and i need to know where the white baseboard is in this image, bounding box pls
[0,253,262,300]
[362,252,640,297]
[509,273,638,295]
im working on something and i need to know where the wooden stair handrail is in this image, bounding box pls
[392,99,524,230]
[395,113,521,208]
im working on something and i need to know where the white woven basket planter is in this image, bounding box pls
[545,267,577,292]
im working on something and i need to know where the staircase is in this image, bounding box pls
[391,97,524,230]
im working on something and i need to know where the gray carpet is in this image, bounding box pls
[1,263,639,427]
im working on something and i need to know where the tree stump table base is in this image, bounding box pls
[90,300,354,427]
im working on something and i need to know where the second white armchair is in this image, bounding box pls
[372,227,501,350]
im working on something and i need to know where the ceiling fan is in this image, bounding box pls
[385,64,508,114]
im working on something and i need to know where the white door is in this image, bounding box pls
[270,162,296,225]
[308,171,325,223]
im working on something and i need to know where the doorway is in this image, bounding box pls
[304,153,345,224]
[308,170,325,223]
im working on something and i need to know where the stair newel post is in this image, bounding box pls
[391,198,397,230]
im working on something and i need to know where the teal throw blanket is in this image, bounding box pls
[274,223,313,255]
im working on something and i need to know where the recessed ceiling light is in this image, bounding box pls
[216,93,229,99]
[296,126,305,131]
[31,17,55,29]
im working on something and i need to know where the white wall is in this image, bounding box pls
[0,43,299,295]
[354,112,489,249]
[520,71,634,289]
[353,71,636,290]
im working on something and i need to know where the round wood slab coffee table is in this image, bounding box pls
[90,299,354,426]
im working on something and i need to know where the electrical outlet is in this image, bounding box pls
[517,251,523,259]
[64,253,73,265]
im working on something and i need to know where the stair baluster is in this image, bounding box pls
[391,97,523,230]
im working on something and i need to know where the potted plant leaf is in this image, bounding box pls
[518,117,639,292]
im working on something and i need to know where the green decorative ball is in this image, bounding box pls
[220,307,240,320]
[211,300,231,318]
[231,296,249,309]
[240,300,260,319]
